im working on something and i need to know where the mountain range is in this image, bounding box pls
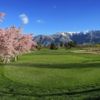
[34,30,100,46]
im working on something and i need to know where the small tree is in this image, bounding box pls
[64,41,76,49]
[60,42,64,47]
[36,42,42,50]
[50,42,58,50]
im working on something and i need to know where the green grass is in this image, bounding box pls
[0,49,100,99]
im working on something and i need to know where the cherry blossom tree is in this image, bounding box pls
[0,12,37,63]
[0,26,37,63]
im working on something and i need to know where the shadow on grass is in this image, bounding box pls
[0,86,100,98]
[7,62,100,69]
[0,63,6,66]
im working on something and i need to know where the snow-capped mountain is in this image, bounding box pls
[71,30,100,44]
[34,30,100,46]
[34,32,71,47]
[34,35,54,47]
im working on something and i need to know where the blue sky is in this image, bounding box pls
[0,0,100,35]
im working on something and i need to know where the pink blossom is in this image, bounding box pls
[0,26,37,63]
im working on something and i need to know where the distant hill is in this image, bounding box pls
[34,30,100,46]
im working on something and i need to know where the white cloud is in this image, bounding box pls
[19,13,29,24]
[36,19,45,24]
